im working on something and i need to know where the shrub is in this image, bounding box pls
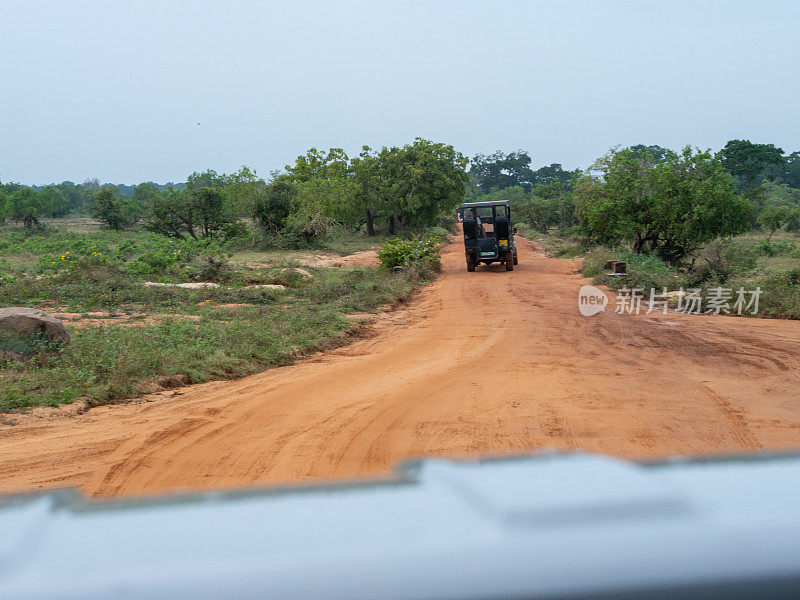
[691,240,759,284]
[741,268,800,319]
[377,237,440,271]
[124,248,183,276]
[583,247,688,292]
[92,187,136,230]
[184,256,233,283]
[754,239,797,257]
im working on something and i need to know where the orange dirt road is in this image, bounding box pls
[2,239,800,498]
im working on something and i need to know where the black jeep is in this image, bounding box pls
[457,201,518,272]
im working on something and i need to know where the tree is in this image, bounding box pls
[629,144,670,164]
[3,187,51,227]
[350,147,384,236]
[81,178,101,209]
[720,140,785,190]
[783,151,800,189]
[40,186,70,217]
[470,150,535,193]
[252,177,295,233]
[186,169,225,191]
[225,166,265,217]
[378,139,468,233]
[147,183,231,240]
[516,196,559,234]
[51,182,85,215]
[576,146,750,262]
[280,148,355,241]
[148,188,188,238]
[130,183,159,224]
[91,187,129,230]
[191,188,228,238]
[531,163,580,187]
[759,205,798,241]
[278,140,467,238]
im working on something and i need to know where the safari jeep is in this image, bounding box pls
[458,201,518,272]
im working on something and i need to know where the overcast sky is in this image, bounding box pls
[2,0,799,185]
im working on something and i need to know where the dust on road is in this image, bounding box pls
[2,238,800,497]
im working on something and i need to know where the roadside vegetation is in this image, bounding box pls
[468,142,800,319]
[0,139,462,412]
[4,137,798,413]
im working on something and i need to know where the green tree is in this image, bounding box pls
[81,178,101,209]
[379,139,468,233]
[783,151,800,189]
[252,177,295,232]
[41,185,70,217]
[350,147,385,236]
[3,187,51,228]
[186,169,225,191]
[629,144,670,163]
[53,182,85,214]
[531,163,581,186]
[147,184,230,240]
[720,139,785,190]
[148,188,188,238]
[470,150,535,192]
[91,187,129,230]
[225,166,265,217]
[576,146,750,262]
[759,205,798,241]
[516,196,558,234]
[192,187,228,238]
[130,182,160,224]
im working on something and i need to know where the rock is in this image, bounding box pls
[280,267,313,280]
[0,307,70,358]
[144,282,220,289]
[245,284,286,290]
[176,282,219,289]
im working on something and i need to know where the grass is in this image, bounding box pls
[535,228,800,319]
[524,226,590,258]
[581,248,690,292]
[0,221,440,412]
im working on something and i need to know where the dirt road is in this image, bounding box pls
[2,239,800,497]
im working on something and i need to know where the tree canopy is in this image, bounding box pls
[576,146,751,261]
[720,139,785,190]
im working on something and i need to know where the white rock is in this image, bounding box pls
[143,282,220,289]
[246,284,286,290]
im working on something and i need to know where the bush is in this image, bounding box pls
[583,247,688,292]
[377,237,441,272]
[424,226,451,243]
[691,240,759,284]
[124,248,183,276]
[754,239,797,257]
[184,256,233,283]
[738,267,800,319]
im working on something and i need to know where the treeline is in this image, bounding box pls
[0,138,467,246]
[470,140,800,262]
[0,179,188,227]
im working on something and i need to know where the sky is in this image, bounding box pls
[1,0,799,185]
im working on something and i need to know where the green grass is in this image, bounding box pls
[581,247,690,292]
[0,222,439,412]
[525,227,591,258]
[537,228,800,319]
